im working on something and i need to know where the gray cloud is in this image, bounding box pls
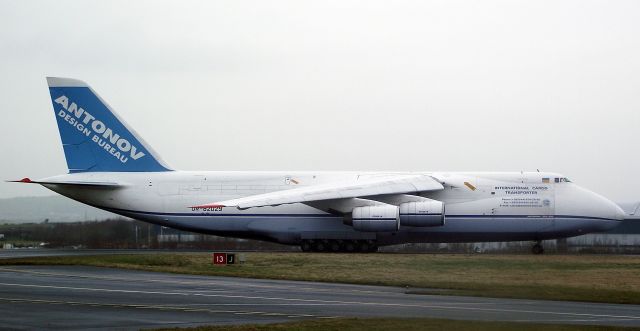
[1,0,639,201]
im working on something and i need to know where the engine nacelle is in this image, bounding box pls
[352,205,400,232]
[399,200,445,227]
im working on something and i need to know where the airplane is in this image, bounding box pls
[11,77,628,254]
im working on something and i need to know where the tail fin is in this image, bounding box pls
[47,77,171,173]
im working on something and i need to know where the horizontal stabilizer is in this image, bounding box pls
[7,177,122,188]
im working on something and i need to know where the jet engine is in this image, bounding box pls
[399,200,445,227]
[352,205,400,232]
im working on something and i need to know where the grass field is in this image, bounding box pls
[150,317,640,331]
[2,252,640,304]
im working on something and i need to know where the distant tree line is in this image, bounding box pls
[4,219,637,253]
[0,219,293,250]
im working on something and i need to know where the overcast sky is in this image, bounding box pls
[1,0,639,201]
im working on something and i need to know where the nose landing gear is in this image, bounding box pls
[531,241,544,255]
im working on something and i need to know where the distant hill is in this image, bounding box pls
[0,196,123,223]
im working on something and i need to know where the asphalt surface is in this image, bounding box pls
[0,251,639,330]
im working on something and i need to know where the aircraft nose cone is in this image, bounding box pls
[587,190,626,221]
[613,204,626,221]
[596,197,625,232]
[557,185,624,232]
[596,194,626,221]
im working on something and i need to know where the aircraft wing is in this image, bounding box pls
[192,174,444,210]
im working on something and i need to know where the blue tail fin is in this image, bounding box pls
[47,77,172,173]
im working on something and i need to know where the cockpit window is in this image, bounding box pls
[554,177,571,183]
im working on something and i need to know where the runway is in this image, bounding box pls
[0,265,639,330]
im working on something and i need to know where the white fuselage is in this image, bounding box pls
[40,170,624,246]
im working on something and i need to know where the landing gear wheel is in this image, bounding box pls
[313,240,328,252]
[356,240,370,252]
[355,240,378,253]
[532,242,544,255]
[301,240,312,252]
[329,240,342,252]
[344,241,356,253]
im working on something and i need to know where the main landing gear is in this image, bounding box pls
[300,239,378,253]
[531,241,544,255]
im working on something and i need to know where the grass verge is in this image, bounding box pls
[2,252,640,304]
